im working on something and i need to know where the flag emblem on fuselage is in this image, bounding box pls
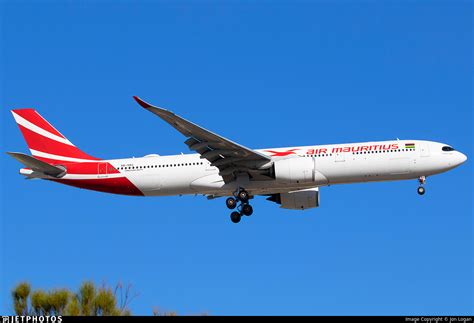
[405,143,415,149]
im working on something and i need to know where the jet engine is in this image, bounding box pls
[272,157,315,184]
[267,188,320,210]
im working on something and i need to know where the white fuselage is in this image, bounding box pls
[88,140,466,197]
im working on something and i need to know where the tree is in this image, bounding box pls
[152,307,178,316]
[12,282,30,315]
[11,281,136,316]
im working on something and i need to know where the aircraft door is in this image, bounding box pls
[419,143,430,157]
[98,162,108,178]
[334,152,345,162]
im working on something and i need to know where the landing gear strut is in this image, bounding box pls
[228,189,253,223]
[417,176,426,195]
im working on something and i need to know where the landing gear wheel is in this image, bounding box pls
[238,190,249,202]
[417,186,425,195]
[226,197,237,209]
[418,176,426,185]
[241,204,253,216]
[230,211,241,223]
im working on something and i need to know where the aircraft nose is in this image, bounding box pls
[459,152,467,164]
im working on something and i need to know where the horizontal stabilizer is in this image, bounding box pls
[6,152,66,178]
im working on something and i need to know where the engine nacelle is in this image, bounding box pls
[272,157,315,184]
[267,188,320,210]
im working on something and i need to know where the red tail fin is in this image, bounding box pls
[11,109,99,164]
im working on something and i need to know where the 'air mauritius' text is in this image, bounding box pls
[307,143,399,155]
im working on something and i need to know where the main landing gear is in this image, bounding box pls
[417,176,426,195]
[227,189,253,223]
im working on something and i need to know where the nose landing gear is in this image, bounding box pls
[227,189,253,223]
[417,176,426,195]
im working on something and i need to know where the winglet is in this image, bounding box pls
[133,96,174,117]
[133,96,153,109]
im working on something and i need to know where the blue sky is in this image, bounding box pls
[1,0,472,315]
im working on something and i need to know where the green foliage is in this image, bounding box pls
[49,289,69,315]
[11,281,134,316]
[10,281,195,315]
[31,289,50,315]
[77,281,96,316]
[12,282,30,315]
[152,307,178,316]
[65,296,80,316]
[93,287,120,316]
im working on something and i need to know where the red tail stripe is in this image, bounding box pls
[29,155,97,165]
[13,109,66,138]
[18,125,99,161]
[29,155,69,165]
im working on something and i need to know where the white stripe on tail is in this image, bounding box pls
[11,108,99,164]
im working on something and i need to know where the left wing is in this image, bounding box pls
[133,96,272,182]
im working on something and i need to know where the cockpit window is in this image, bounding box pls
[442,146,455,152]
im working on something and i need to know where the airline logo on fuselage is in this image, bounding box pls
[307,143,400,155]
[265,143,401,156]
[265,149,299,157]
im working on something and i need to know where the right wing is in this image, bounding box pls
[134,96,272,182]
[7,152,66,178]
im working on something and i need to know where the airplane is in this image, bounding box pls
[7,96,467,223]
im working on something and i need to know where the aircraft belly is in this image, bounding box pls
[319,157,417,184]
[129,173,162,192]
[141,169,206,196]
[190,173,226,191]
